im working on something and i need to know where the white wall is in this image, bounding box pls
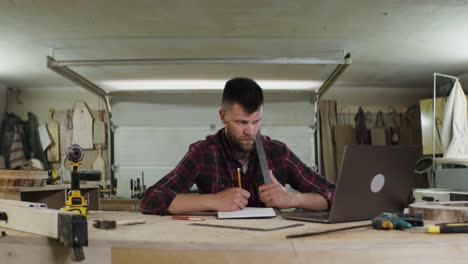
[322,86,432,105]
[6,86,101,123]
[110,91,317,197]
[110,91,315,127]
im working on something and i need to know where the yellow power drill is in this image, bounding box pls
[61,144,88,216]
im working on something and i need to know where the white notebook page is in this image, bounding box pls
[217,207,276,219]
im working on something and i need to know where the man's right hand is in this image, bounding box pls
[213,188,250,211]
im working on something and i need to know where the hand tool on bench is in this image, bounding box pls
[93,218,146,229]
[426,222,468,234]
[255,133,272,184]
[191,222,303,232]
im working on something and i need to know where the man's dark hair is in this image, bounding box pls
[222,77,263,114]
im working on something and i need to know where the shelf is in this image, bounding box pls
[434,158,468,165]
[0,184,100,210]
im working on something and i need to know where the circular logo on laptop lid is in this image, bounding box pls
[370,174,385,193]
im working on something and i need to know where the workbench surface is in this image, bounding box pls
[1,211,467,264]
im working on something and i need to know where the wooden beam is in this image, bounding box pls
[0,199,88,261]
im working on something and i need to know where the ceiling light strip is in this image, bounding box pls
[48,57,346,67]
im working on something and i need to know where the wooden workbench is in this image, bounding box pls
[0,211,467,264]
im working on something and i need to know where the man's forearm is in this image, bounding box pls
[292,192,329,211]
[167,193,217,214]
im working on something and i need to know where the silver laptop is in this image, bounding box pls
[283,145,420,223]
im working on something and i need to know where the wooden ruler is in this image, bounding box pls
[191,222,303,232]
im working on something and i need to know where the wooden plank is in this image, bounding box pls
[0,170,48,187]
[0,199,88,262]
[93,110,106,146]
[93,148,106,184]
[319,100,337,182]
[3,211,468,264]
[0,170,48,178]
[0,199,46,208]
[51,109,109,172]
[0,242,110,264]
[72,101,94,149]
[420,98,445,155]
[0,201,59,237]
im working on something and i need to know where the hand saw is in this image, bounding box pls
[255,133,272,184]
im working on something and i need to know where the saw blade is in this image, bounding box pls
[255,133,271,184]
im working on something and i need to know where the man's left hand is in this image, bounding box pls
[258,171,297,208]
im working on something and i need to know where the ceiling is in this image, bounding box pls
[1,0,468,91]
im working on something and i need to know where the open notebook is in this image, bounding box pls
[217,207,276,219]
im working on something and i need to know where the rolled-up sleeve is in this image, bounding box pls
[140,184,177,215]
[140,144,201,215]
[284,147,336,209]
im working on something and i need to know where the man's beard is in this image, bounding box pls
[225,130,255,153]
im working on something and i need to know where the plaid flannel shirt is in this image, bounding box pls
[140,128,335,215]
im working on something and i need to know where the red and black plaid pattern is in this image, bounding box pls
[140,128,335,215]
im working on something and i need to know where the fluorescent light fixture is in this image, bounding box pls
[98,79,323,91]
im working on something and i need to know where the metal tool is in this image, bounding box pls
[191,222,303,232]
[46,169,60,185]
[255,133,271,184]
[427,222,468,234]
[93,218,146,229]
[287,224,372,238]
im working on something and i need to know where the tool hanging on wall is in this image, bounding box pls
[46,108,60,162]
[93,99,108,189]
[57,152,71,182]
[93,99,107,147]
[72,101,93,149]
[93,218,146,230]
[93,147,106,186]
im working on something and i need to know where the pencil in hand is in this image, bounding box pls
[172,215,205,221]
[237,168,242,189]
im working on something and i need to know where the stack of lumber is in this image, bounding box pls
[0,170,48,187]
